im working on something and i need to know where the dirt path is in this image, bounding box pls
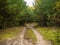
[17,27,26,45]
[29,26,52,45]
[6,27,33,45]
[6,27,27,45]
[0,26,52,45]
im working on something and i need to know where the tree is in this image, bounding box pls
[0,0,26,28]
[34,0,58,26]
[0,0,8,28]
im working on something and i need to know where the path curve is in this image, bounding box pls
[29,26,52,45]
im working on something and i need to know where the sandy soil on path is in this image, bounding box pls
[29,26,52,45]
[6,27,26,45]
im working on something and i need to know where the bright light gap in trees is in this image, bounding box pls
[24,0,35,7]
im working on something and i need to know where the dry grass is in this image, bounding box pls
[0,26,24,41]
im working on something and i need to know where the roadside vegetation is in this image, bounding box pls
[0,26,24,41]
[24,28,37,44]
[36,27,60,45]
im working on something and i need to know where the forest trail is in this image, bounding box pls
[0,26,52,45]
[29,26,52,45]
[5,27,33,45]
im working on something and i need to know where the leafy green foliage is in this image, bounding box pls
[34,0,60,26]
[0,0,26,28]
[0,0,60,29]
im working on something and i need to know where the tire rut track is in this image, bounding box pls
[29,26,52,45]
[0,26,52,45]
[6,27,27,45]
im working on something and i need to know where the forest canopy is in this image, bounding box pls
[0,0,60,29]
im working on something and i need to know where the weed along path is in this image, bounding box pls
[29,26,52,45]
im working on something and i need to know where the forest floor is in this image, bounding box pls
[0,25,53,45]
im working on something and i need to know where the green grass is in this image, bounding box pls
[0,26,24,41]
[25,22,38,27]
[36,27,60,45]
[24,28,37,44]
